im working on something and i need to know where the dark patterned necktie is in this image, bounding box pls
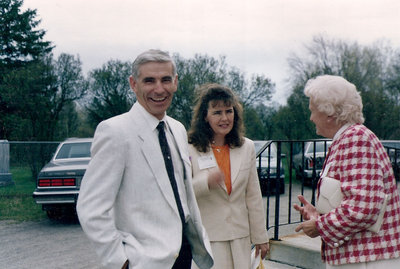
[157,121,185,225]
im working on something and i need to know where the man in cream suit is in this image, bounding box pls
[77,49,213,269]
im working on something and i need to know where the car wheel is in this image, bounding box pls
[259,178,285,196]
[46,209,63,220]
[279,179,285,194]
[46,207,79,222]
[259,179,270,196]
[295,166,304,180]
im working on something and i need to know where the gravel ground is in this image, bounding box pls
[0,182,311,269]
[0,217,101,269]
[0,216,302,269]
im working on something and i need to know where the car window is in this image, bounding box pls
[254,142,264,154]
[55,142,91,159]
[307,141,331,153]
[254,141,277,157]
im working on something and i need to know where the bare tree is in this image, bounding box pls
[281,34,400,139]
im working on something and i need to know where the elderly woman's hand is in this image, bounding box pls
[293,195,318,220]
[294,195,320,238]
[295,219,320,238]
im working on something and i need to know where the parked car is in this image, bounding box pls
[32,138,92,219]
[292,140,332,185]
[381,140,400,181]
[254,140,285,196]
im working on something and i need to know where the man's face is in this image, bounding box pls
[129,62,178,120]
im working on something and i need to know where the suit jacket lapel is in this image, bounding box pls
[167,118,188,181]
[132,107,178,214]
[207,149,228,192]
[230,146,241,186]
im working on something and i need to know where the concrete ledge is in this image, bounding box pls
[268,233,323,269]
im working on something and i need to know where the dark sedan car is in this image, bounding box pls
[33,138,92,219]
[254,140,285,195]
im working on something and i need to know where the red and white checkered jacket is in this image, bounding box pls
[316,124,400,265]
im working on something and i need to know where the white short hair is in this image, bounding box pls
[304,75,365,124]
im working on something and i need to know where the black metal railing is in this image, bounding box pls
[256,140,331,240]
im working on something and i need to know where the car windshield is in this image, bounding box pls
[55,142,92,159]
[307,141,331,154]
[254,141,277,157]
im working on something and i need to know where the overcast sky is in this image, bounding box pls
[22,0,400,104]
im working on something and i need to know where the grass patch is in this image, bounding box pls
[0,167,46,222]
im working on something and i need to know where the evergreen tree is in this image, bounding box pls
[0,0,53,139]
[0,0,52,67]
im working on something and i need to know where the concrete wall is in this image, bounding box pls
[0,140,13,186]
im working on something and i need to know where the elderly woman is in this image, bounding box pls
[294,75,400,268]
[188,83,269,268]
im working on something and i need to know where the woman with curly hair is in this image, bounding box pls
[188,83,269,268]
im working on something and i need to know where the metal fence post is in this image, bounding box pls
[273,141,282,240]
[0,140,14,186]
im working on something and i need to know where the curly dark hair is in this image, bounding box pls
[188,83,245,153]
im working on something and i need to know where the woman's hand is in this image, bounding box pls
[293,195,320,238]
[255,242,269,259]
[293,195,318,220]
[295,219,320,238]
[207,167,224,189]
